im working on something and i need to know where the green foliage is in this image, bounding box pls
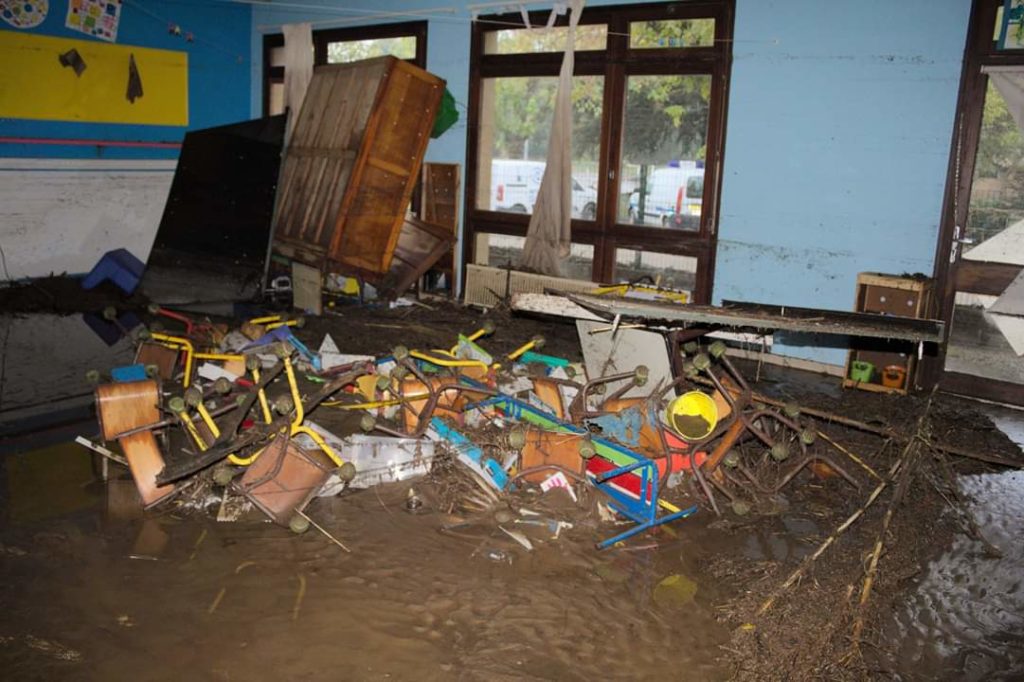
[487,19,714,164]
[968,80,1024,242]
[326,36,416,64]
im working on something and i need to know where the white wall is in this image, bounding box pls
[0,159,175,279]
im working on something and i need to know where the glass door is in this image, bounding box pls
[945,80,1024,390]
[933,0,1024,405]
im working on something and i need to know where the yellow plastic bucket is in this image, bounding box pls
[665,391,718,442]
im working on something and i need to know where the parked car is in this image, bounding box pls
[628,166,704,229]
[489,159,598,220]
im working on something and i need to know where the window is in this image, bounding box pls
[263,21,427,116]
[466,2,733,303]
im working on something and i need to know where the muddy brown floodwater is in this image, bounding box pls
[2,304,1024,680]
[1,444,748,681]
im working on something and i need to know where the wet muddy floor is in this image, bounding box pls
[1,303,1023,680]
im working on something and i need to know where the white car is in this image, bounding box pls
[628,166,704,229]
[489,159,598,220]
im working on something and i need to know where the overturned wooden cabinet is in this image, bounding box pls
[272,57,445,281]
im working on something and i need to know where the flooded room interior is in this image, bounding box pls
[2,1,1024,680]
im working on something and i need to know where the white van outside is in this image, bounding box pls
[489,159,598,220]
[627,165,704,229]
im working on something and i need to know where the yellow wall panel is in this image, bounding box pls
[0,29,188,126]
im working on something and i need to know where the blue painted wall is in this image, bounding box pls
[1,0,252,159]
[251,0,970,364]
[716,0,970,362]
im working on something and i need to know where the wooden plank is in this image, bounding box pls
[511,292,605,321]
[955,260,1023,296]
[422,163,460,229]
[366,156,412,177]
[856,272,932,292]
[566,293,945,343]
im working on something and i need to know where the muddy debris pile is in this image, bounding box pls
[79,302,959,551]
[69,301,1024,677]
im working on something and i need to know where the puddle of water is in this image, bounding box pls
[887,467,1024,679]
[0,314,135,439]
[0,440,735,680]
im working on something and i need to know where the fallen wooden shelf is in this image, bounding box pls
[511,292,944,343]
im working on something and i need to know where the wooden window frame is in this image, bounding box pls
[463,1,734,303]
[925,0,1024,405]
[261,21,428,116]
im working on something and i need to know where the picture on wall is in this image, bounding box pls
[66,0,121,42]
[0,0,48,29]
[999,0,1024,49]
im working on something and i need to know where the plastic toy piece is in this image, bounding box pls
[428,417,509,491]
[507,335,545,361]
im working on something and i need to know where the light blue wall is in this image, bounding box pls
[1,0,252,159]
[252,0,971,364]
[717,0,970,362]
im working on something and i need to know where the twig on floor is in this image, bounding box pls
[296,509,351,553]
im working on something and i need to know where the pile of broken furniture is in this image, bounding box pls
[85,299,872,550]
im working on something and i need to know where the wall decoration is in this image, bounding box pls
[0,0,48,29]
[999,0,1024,50]
[0,29,187,125]
[66,0,121,42]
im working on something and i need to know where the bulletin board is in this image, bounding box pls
[0,29,188,126]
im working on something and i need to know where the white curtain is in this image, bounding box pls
[518,0,584,276]
[282,22,314,142]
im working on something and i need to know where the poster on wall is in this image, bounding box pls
[66,0,121,42]
[0,0,48,29]
[999,0,1024,49]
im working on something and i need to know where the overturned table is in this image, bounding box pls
[510,292,945,380]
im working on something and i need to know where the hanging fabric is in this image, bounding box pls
[983,66,1024,134]
[518,0,584,276]
[282,22,314,142]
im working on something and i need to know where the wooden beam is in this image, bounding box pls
[955,260,1022,296]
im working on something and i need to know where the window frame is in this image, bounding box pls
[464,1,733,303]
[261,21,428,117]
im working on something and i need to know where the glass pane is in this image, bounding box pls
[484,25,607,54]
[269,46,286,67]
[564,243,595,281]
[945,80,1024,385]
[619,74,711,229]
[474,233,524,268]
[966,81,1024,247]
[614,249,697,294]
[476,76,603,219]
[473,234,593,279]
[326,36,416,64]
[997,2,1024,49]
[630,19,715,49]
[268,81,285,116]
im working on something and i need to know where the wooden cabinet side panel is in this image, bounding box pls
[331,60,445,274]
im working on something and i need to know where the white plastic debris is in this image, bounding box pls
[319,333,374,371]
[197,362,239,383]
[540,471,578,502]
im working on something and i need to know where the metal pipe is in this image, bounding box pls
[150,332,195,388]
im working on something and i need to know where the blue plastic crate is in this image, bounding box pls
[81,249,145,294]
